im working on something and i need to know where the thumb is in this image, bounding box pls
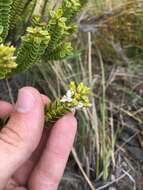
[0,87,45,189]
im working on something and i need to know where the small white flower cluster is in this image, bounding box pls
[76,102,84,109]
[60,89,84,110]
[60,90,73,103]
[12,56,17,60]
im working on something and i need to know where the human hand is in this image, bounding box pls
[0,87,77,190]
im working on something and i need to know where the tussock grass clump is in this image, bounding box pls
[36,0,143,189]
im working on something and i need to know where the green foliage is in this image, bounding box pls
[0,0,12,41]
[0,45,17,79]
[44,9,75,60]
[43,0,80,61]
[0,0,82,78]
[61,0,81,23]
[45,99,70,124]
[46,9,69,51]
[44,42,73,61]
[14,26,50,73]
[9,0,26,30]
[45,82,91,125]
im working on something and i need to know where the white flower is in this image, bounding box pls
[12,56,17,60]
[75,102,83,109]
[66,90,72,99]
[60,96,67,103]
[60,90,73,103]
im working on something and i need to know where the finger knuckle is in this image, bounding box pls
[0,125,24,150]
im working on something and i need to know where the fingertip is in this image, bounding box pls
[20,87,50,107]
[15,87,44,114]
[56,113,77,130]
[19,87,41,98]
[51,113,77,143]
[41,94,50,105]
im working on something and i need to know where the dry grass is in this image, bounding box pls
[33,1,143,189]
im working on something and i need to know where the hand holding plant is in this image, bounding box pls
[0,87,77,189]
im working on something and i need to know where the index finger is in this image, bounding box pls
[0,101,13,119]
[29,113,77,190]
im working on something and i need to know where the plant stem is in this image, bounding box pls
[5,79,15,106]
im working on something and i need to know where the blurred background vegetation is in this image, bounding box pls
[1,0,143,189]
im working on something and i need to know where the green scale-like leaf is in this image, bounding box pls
[45,42,73,61]
[45,99,70,124]
[14,26,50,74]
[0,45,17,79]
[15,41,41,73]
[46,9,69,51]
[43,0,80,61]
[0,0,12,40]
[9,0,26,30]
[61,0,81,24]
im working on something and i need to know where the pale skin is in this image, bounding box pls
[0,87,77,190]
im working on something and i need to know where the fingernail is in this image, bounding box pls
[15,89,35,113]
